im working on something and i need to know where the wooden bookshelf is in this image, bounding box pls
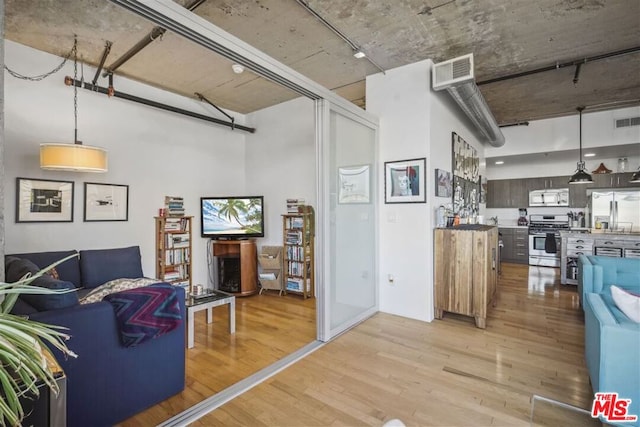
[155,216,192,294]
[282,213,315,299]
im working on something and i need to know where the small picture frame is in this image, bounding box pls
[16,177,74,223]
[384,157,426,204]
[435,169,452,198]
[338,164,370,204]
[84,182,129,222]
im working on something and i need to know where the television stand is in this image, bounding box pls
[211,239,258,296]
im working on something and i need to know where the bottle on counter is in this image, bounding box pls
[436,205,446,227]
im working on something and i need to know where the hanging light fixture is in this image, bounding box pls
[630,168,640,183]
[568,106,592,184]
[40,37,108,173]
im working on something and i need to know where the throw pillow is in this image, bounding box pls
[4,256,40,283]
[20,275,79,312]
[611,285,640,323]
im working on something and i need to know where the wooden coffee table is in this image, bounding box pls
[185,290,235,348]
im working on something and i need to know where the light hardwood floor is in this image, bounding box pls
[190,263,596,426]
[121,291,317,426]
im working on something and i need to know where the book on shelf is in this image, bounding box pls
[173,281,190,292]
[286,278,310,292]
[163,217,190,231]
[286,198,305,214]
[165,196,185,216]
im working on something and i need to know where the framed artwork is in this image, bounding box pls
[384,157,426,204]
[435,169,452,197]
[451,132,480,213]
[16,177,74,223]
[338,165,370,204]
[84,182,129,221]
[479,175,487,204]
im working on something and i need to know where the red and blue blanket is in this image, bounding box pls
[104,283,182,347]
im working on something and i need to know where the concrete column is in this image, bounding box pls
[0,0,5,281]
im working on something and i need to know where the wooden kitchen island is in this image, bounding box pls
[434,225,499,328]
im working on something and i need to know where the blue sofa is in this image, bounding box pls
[5,246,186,427]
[579,255,640,426]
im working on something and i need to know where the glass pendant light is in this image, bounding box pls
[569,106,593,184]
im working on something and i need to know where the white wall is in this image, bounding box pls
[485,107,640,180]
[486,107,640,158]
[367,59,483,322]
[3,41,247,286]
[244,97,316,248]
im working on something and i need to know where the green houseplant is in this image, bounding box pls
[0,255,78,427]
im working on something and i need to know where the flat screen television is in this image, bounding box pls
[200,196,264,239]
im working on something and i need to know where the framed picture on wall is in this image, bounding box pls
[384,157,426,203]
[435,169,452,197]
[84,182,129,221]
[16,177,74,223]
[338,165,371,204]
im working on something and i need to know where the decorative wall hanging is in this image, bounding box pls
[452,132,480,214]
[435,169,452,197]
[16,177,74,223]
[338,165,371,204]
[384,158,426,204]
[84,182,129,221]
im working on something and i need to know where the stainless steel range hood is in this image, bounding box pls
[432,54,505,147]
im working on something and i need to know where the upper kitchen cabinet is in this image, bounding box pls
[527,176,570,191]
[591,172,640,188]
[487,173,639,209]
[486,178,528,208]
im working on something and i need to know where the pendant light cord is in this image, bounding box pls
[72,37,79,144]
[577,106,584,162]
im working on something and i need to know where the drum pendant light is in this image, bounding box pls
[40,38,108,173]
[569,106,592,184]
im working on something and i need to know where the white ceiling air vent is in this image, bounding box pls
[433,53,474,90]
[432,53,505,147]
[615,117,640,128]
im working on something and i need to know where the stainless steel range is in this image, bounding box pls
[528,214,570,267]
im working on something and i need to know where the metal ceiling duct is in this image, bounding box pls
[432,54,505,147]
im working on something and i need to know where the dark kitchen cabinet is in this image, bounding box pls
[499,227,528,264]
[591,172,640,188]
[527,175,569,191]
[487,172,638,209]
[486,179,528,208]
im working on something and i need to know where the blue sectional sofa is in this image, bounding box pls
[578,255,640,426]
[5,246,186,427]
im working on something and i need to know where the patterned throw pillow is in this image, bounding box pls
[79,277,161,305]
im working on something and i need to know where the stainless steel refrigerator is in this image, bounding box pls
[588,189,640,232]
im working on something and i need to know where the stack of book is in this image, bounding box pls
[164,217,189,231]
[165,196,185,216]
[286,198,305,214]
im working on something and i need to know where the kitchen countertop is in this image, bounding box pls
[561,230,640,238]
